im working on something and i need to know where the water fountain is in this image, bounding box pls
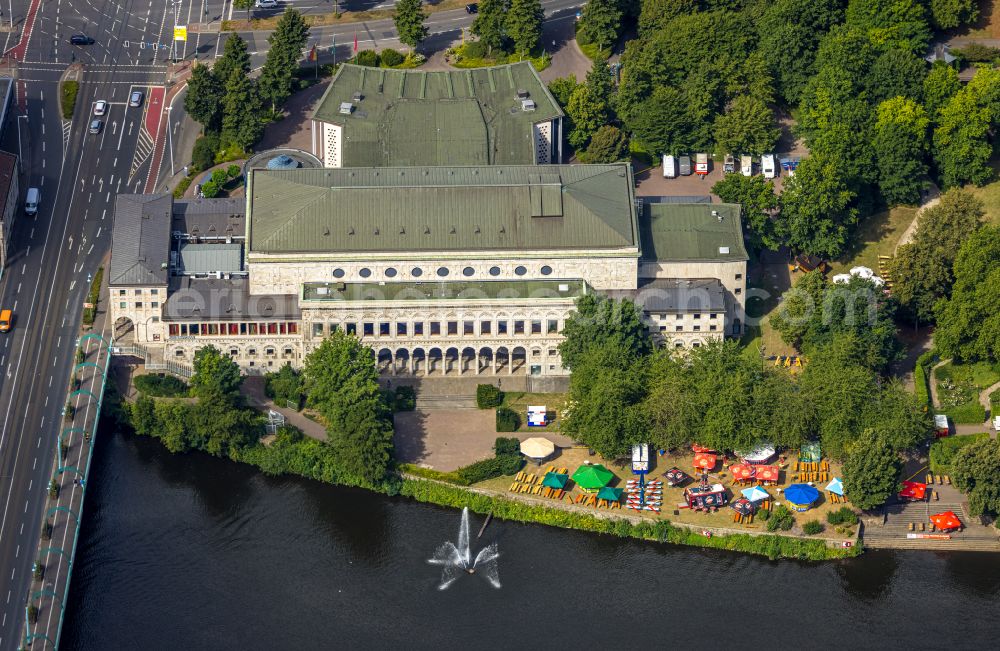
[428,508,501,590]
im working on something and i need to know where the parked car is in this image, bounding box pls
[93,100,107,116]
[678,155,692,176]
[662,154,677,178]
[762,154,777,179]
[740,154,754,177]
[723,154,735,173]
[465,3,478,13]
[70,34,94,45]
[255,0,278,7]
[129,91,144,107]
[25,187,40,216]
[89,119,103,134]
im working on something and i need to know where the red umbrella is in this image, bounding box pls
[755,465,780,483]
[730,463,756,481]
[693,452,717,471]
[899,481,927,501]
[691,444,716,454]
[930,511,962,531]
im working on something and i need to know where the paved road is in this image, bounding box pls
[0,0,172,646]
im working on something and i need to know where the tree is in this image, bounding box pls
[929,0,979,29]
[565,64,615,149]
[577,0,622,52]
[303,332,394,483]
[872,96,929,205]
[258,8,310,111]
[190,345,242,405]
[638,0,700,36]
[933,87,994,188]
[712,96,780,156]
[844,0,931,53]
[547,75,578,107]
[184,62,224,132]
[233,0,254,21]
[952,438,1000,518]
[774,153,859,259]
[842,429,900,510]
[505,0,543,56]
[471,0,509,55]
[889,188,984,323]
[584,125,628,162]
[934,226,1000,362]
[867,48,927,104]
[627,85,706,155]
[394,0,428,49]
[922,62,961,119]
[221,69,264,150]
[558,294,652,371]
[213,34,251,88]
[266,363,304,408]
[711,174,780,251]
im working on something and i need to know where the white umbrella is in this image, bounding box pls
[520,437,555,459]
[832,273,852,285]
[850,266,874,279]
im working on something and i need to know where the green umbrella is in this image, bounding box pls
[542,472,569,489]
[572,464,615,491]
[597,486,623,502]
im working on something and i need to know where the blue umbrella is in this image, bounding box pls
[785,483,819,508]
[741,486,770,503]
[826,477,844,496]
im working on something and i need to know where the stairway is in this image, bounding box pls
[863,502,1000,552]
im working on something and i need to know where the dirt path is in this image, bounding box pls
[894,186,941,254]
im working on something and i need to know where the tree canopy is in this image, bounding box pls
[558,294,652,371]
[259,8,310,111]
[773,153,859,259]
[933,226,1000,362]
[394,0,428,49]
[842,429,901,510]
[711,173,780,251]
[952,438,1000,518]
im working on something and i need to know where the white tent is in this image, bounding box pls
[520,437,555,459]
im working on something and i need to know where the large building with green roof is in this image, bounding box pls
[309,62,564,168]
[108,164,747,377]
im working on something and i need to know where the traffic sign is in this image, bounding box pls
[173,25,187,41]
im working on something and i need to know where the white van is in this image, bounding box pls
[25,188,40,215]
[740,155,753,177]
[762,154,777,179]
[662,154,677,178]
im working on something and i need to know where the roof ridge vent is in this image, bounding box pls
[348,227,355,235]
[424,226,430,234]
[399,226,405,234]
[374,227,380,235]
[323,227,330,236]
[449,226,456,234]
[499,225,506,234]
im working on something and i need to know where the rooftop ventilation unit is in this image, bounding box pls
[521,99,536,112]
[316,286,329,295]
[516,89,529,99]
[339,102,354,115]
[719,246,730,255]
[352,91,363,102]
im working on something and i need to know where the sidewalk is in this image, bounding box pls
[240,376,328,441]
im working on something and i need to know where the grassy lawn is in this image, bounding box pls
[447,43,551,71]
[933,361,1000,423]
[742,255,797,359]
[968,178,1000,226]
[828,206,918,275]
[501,392,568,432]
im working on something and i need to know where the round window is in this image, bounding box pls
[359,268,372,278]
[514,265,527,276]
[489,266,501,277]
[463,266,475,277]
[411,267,423,277]
[437,266,450,277]
[332,268,345,278]
[385,268,397,278]
[540,265,552,276]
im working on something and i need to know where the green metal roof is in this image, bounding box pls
[246,164,638,254]
[640,203,748,262]
[311,63,563,166]
[302,279,586,302]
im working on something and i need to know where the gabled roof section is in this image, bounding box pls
[247,164,638,255]
[109,194,172,286]
[640,202,748,263]
[311,62,563,166]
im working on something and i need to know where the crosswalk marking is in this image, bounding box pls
[61,120,71,151]
[130,128,155,180]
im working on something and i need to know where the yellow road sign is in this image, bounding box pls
[173,26,187,41]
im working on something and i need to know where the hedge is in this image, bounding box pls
[476,384,503,409]
[929,433,989,474]
[456,454,523,484]
[494,437,520,456]
[61,81,79,119]
[802,520,825,535]
[134,374,189,397]
[81,266,103,326]
[496,406,520,432]
[398,463,470,486]
[943,401,987,424]
[826,507,859,526]
[379,48,404,67]
[914,362,931,410]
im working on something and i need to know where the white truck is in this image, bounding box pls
[695,152,709,176]
[662,154,677,178]
[740,155,753,177]
[762,154,777,179]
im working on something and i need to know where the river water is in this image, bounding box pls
[62,430,1000,650]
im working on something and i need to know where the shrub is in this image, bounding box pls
[41,521,52,541]
[27,604,38,624]
[476,384,503,409]
[214,142,248,164]
[173,175,194,198]
[494,436,520,456]
[354,49,380,67]
[61,80,79,119]
[914,361,931,410]
[826,506,859,526]
[264,363,303,409]
[211,168,229,184]
[200,179,221,198]
[802,520,824,535]
[393,385,416,412]
[48,480,59,500]
[134,374,189,397]
[462,40,488,60]
[930,433,989,473]
[496,406,520,432]
[398,463,470,485]
[766,504,794,532]
[379,48,404,67]
[954,43,1000,63]
[456,453,524,484]
[226,164,241,179]
[81,266,103,326]
[192,132,220,171]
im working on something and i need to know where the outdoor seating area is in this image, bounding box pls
[508,467,571,499]
[792,460,831,483]
[729,463,781,486]
[926,474,952,486]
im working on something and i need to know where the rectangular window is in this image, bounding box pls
[248,348,257,356]
[119,302,126,309]
[693,314,701,320]
[431,322,441,336]
[413,322,424,336]
[396,322,408,336]
[735,288,742,295]
[676,314,683,320]
[531,320,542,334]
[710,325,717,331]
[693,325,701,332]
[363,322,374,336]
[498,320,508,334]
[735,273,743,280]
[208,324,219,335]
[329,323,339,333]
[228,323,239,335]
[288,323,298,335]
[709,313,717,319]
[313,322,324,337]
[150,301,158,309]
[480,320,491,335]
[180,324,188,336]
[248,323,258,335]
[151,317,159,323]
[169,324,179,336]
[151,289,159,295]
[135,302,142,308]
[346,322,356,335]
[279,323,287,335]
[660,326,667,332]
[464,320,474,335]
[239,323,247,335]
[447,321,458,335]
[675,326,683,332]
[379,322,390,337]
[135,289,142,296]
[268,323,278,335]
[514,320,525,334]
[547,319,558,334]
[118,289,126,296]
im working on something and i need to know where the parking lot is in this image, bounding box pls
[635,155,795,198]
